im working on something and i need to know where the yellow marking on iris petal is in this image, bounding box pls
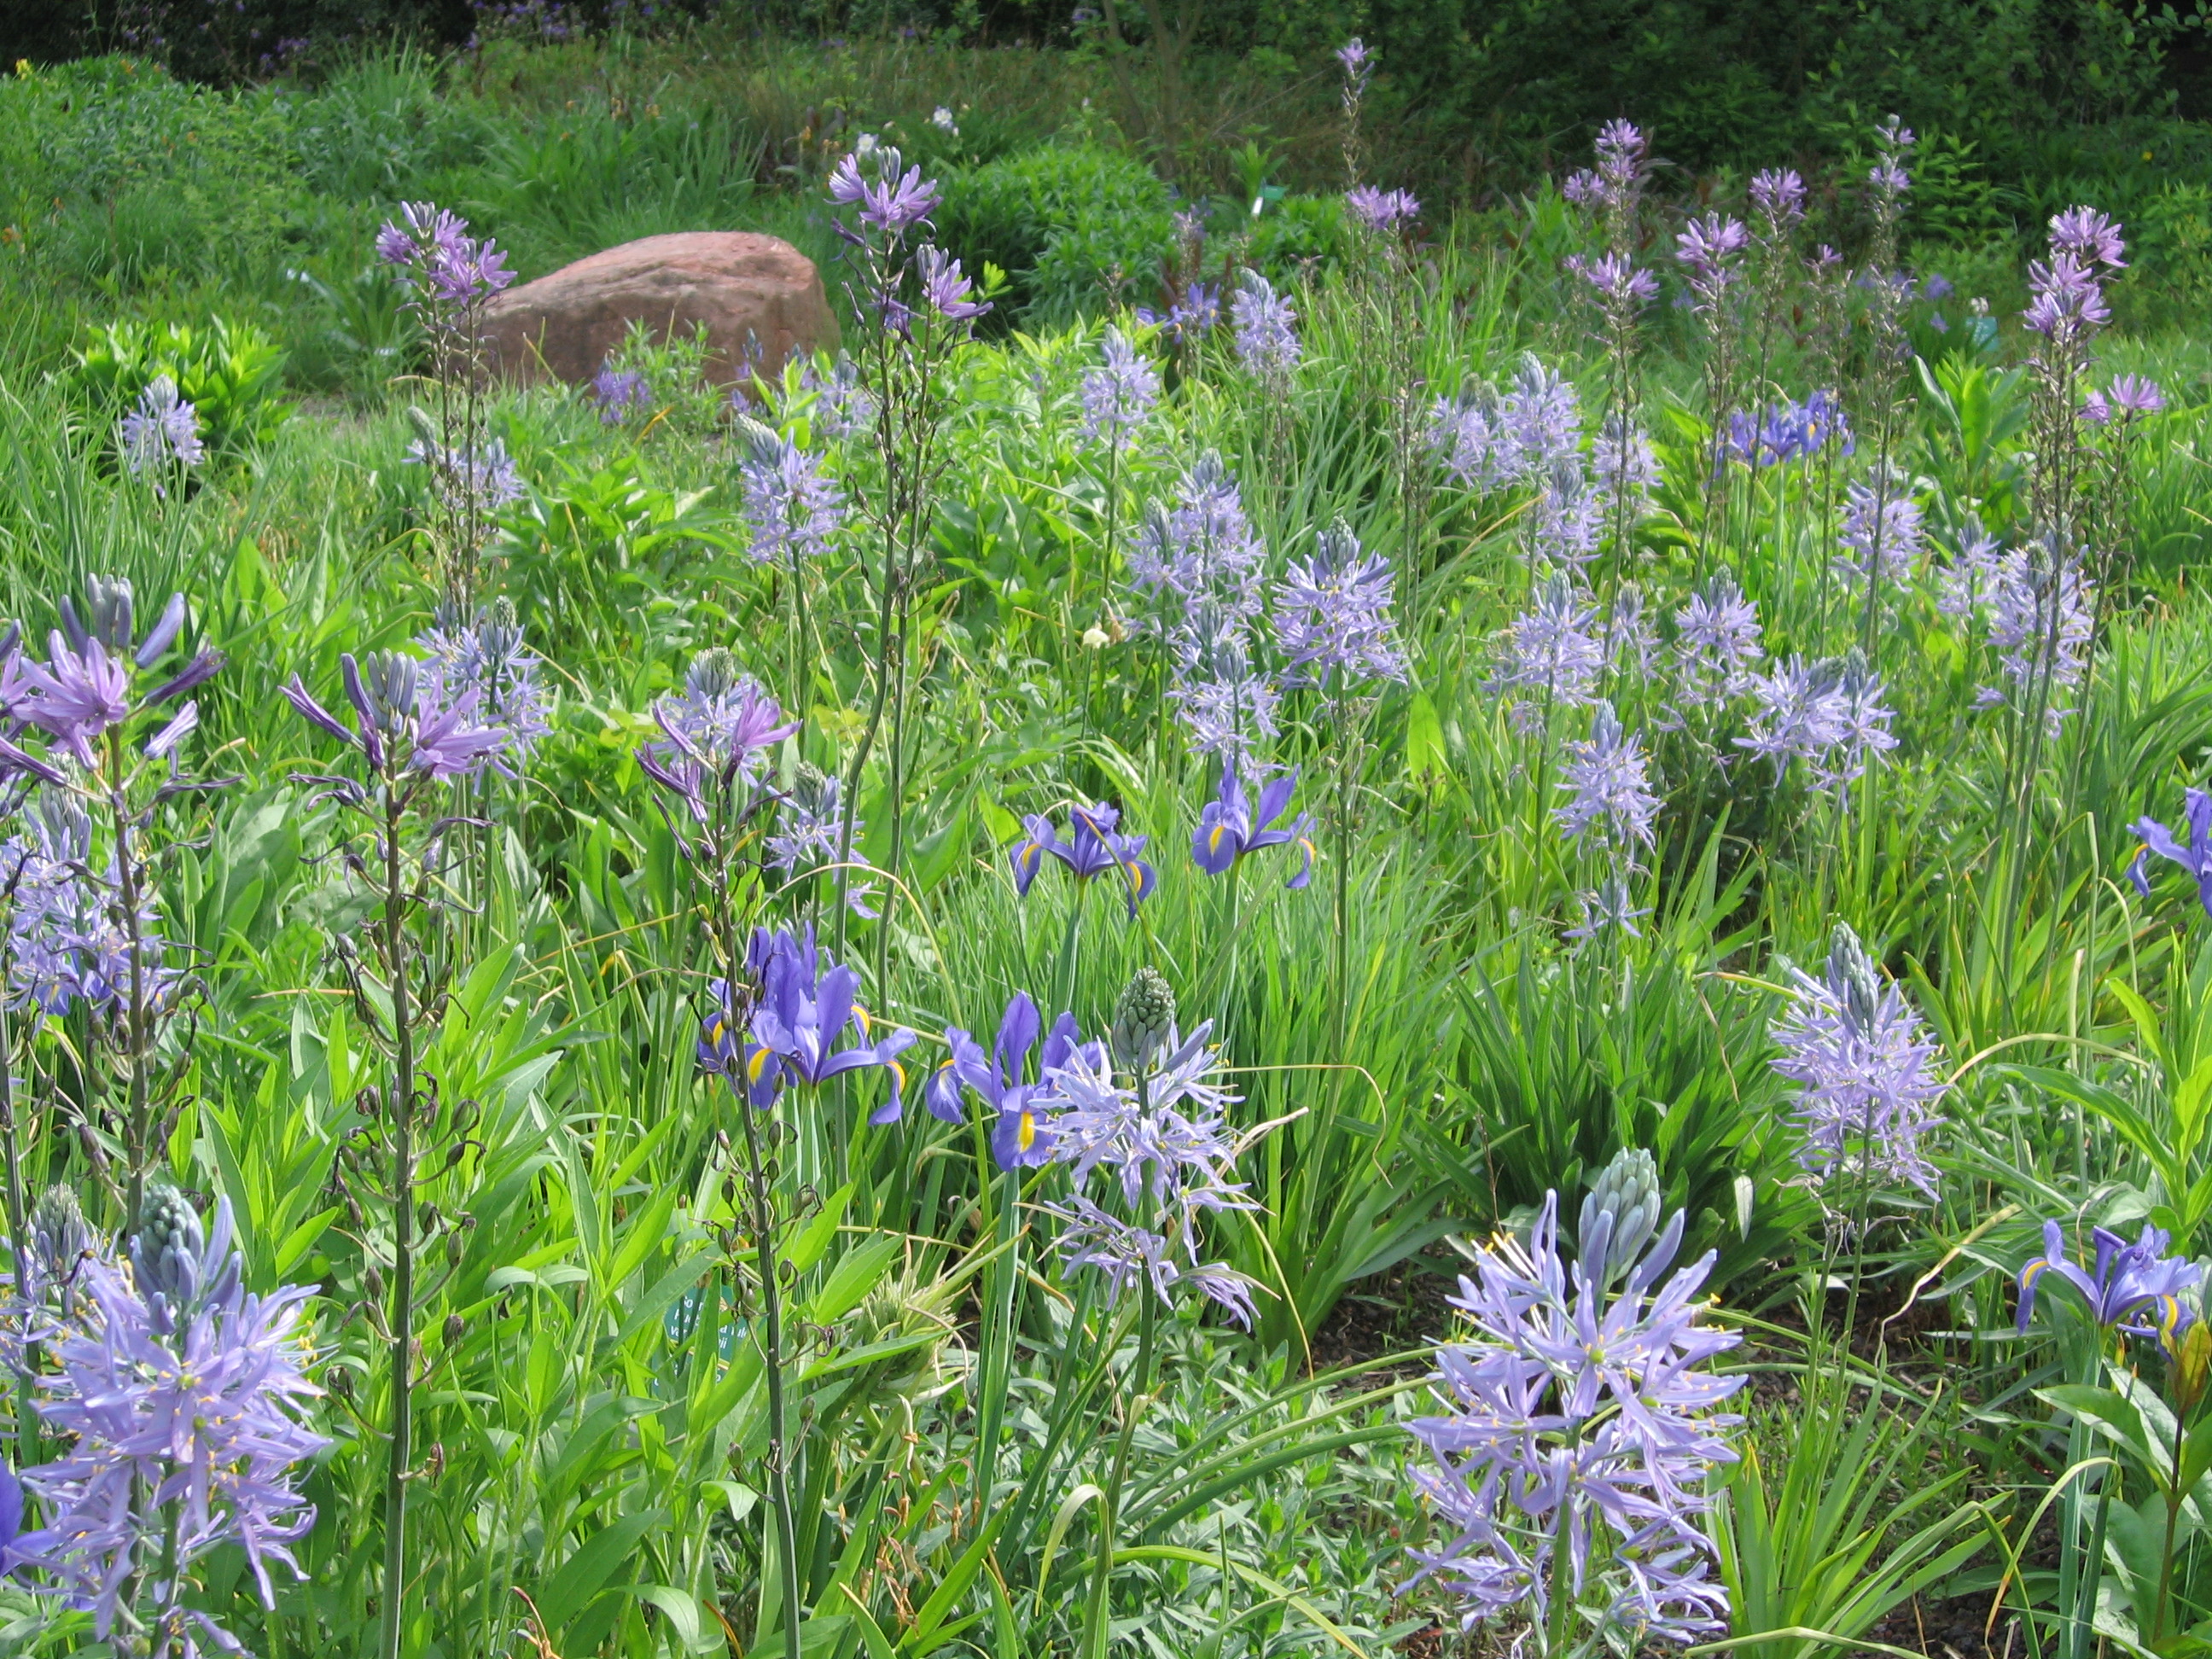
[2021,1260,2049,1288]
[1208,825,1225,854]
[1018,1110,1036,1151]
[747,1047,771,1084]
[854,1004,872,1036]
[888,1060,906,1093]
[707,1014,726,1046]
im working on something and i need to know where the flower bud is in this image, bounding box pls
[131,1181,206,1308]
[329,1365,356,1400]
[31,1183,91,1286]
[2174,1317,2212,1416]
[443,1313,466,1348]
[1579,1147,1662,1289]
[1112,967,1177,1070]
[686,647,745,704]
[1826,923,1882,1038]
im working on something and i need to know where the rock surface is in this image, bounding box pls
[478,231,836,387]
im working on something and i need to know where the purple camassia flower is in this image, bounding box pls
[377,199,513,309]
[2049,206,2128,270]
[922,990,1097,1166]
[1601,581,1657,680]
[15,1191,325,1654]
[1040,1016,1258,1327]
[1967,535,2093,733]
[284,650,516,785]
[1867,116,1914,201]
[1080,325,1160,445]
[1529,457,1606,572]
[738,431,842,566]
[1556,701,1660,855]
[3,582,216,773]
[916,244,990,323]
[589,364,652,425]
[416,602,551,758]
[1127,452,1267,615]
[766,767,878,918]
[1,795,95,1014]
[405,437,525,519]
[1404,1180,1743,1641]
[1566,873,1651,943]
[1274,521,1409,690]
[791,356,876,442]
[1592,410,1661,499]
[827,146,940,237]
[2131,788,2212,917]
[2017,1220,2197,1342]
[2023,253,2114,340]
[1136,282,1220,347]
[1428,381,1504,492]
[118,375,205,475]
[1674,212,1749,311]
[1668,571,1764,719]
[1566,251,1659,310]
[1170,643,1283,763]
[1749,168,1807,232]
[2082,372,2165,424]
[1771,924,1946,1194]
[1736,655,1898,793]
[1563,118,1648,216]
[1497,357,1585,484]
[698,926,914,1122]
[2023,207,2122,345]
[632,649,798,822]
[1336,35,1371,96]
[1346,185,1420,234]
[1834,471,1924,586]
[1230,270,1301,379]
[1008,800,1157,915]
[1191,757,1313,888]
[1490,574,1605,734]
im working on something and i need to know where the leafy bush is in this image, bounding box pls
[73,316,294,458]
[10,58,299,293]
[936,143,1176,326]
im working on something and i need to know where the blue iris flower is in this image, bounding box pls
[698,927,916,1123]
[1008,801,1156,916]
[922,990,1095,1168]
[1190,759,1313,888]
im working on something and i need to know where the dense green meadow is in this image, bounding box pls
[6,19,2212,1659]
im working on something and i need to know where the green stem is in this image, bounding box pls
[378,783,417,1659]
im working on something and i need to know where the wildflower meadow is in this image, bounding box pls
[7,16,2212,1659]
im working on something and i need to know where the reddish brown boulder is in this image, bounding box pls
[478,231,837,388]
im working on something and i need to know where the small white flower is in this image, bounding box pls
[930,105,958,134]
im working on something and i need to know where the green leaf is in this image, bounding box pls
[806,1231,899,1324]
[533,1506,666,1634]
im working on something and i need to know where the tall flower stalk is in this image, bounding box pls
[282,647,521,1659]
[1852,118,1916,661]
[1274,520,1409,1051]
[826,143,989,987]
[0,578,224,1232]
[377,201,518,607]
[1563,120,1655,592]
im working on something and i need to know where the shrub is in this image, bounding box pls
[935,143,1175,326]
[74,316,295,459]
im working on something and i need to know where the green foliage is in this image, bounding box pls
[936,143,1176,325]
[72,314,295,458]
